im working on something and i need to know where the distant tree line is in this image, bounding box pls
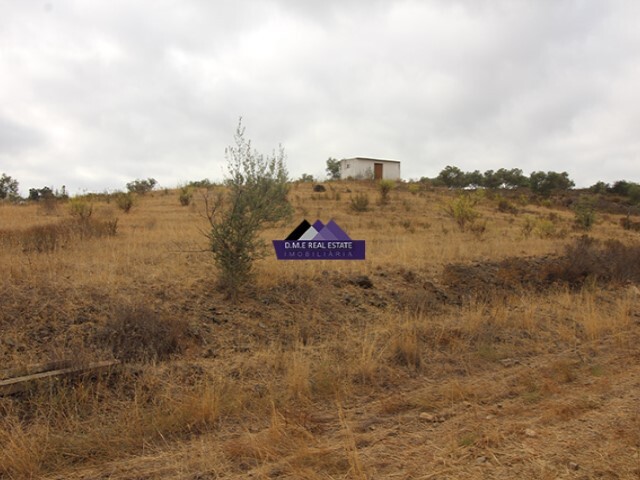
[27,185,68,201]
[589,180,640,203]
[424,166,575,196]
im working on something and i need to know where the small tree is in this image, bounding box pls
[627,183,640,204]
[28,186,54,201]
[207,120,292,297]
[437,165,466,188]
[326,158,341,180]
[589,181,609,194]
[0,173,19,200]
[529,171,574,196]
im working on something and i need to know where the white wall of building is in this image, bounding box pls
[339,158,401,180]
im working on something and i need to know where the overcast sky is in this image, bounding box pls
[1,0,639,195]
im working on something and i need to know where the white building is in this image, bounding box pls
[339,157,401,180]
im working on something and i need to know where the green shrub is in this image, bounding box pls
[115,192,135,213]
[628,184,640,204]
[573,196,596,231]
[535,218,558,238]
[68,197,93,220]
[350,192,370,212]
[179,186,193,206]
[378,179,395,205]
[444,194,479,231]
[408,184,420,195]
[521,216,535,238]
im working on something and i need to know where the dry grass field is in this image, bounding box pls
[1,181,639,479]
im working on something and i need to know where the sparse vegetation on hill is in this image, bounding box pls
[1,179,639,479]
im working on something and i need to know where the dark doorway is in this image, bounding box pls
[374,163,383,180]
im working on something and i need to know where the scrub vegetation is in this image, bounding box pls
[1,180,639,479]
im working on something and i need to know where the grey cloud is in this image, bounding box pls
[0,116,46,157]
[1,0,639,194]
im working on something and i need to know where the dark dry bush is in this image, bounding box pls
[442,235,640,300]
[620,215,640,231]
[20,223,69,253]
[1,218,119,253]
[74,218,118,239]
[497,199,519,215]
[99,305,187,362]
[556,235,640,285]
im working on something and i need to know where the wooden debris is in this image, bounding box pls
[0,360,120,396]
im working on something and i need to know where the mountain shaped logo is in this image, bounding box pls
[273,219,365,260]
[285,219,351,241]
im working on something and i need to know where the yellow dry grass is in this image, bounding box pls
[0,182,639,479]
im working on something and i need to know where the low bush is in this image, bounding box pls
[573,196,596,231]
[350,192,370,212]
[21,223,68,253]
[555,235,640,286]
[178,186,193,206]
[444,194,479,231]
[620,214,640,231]
[68,197,93,220]
[378,179,395,205]
[408,184,420,195]
[99,304,187,362]
[75,217,118,239]
[115,192,135,213]
[521,216,535,238]
[535,218,558,238]
[497,198,518,215]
